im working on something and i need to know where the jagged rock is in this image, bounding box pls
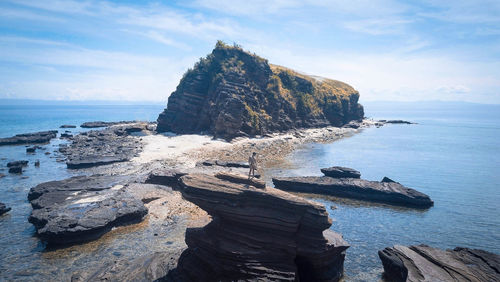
[381,176,397,183]
[26,147,36,153]
[80,121,138,128]
[145,169,188,188]
[7,160,28,167]
[60,133,73,138]
[0,202,11,215]
[8,166,22,174]
[34,160,40,167]
[342,121,360,129]
[378,244,500,282]
[60,124,76,128]
[60,123,151,169]
[28,175,147,245]
[321,166,361,178]
[157,42,364,140]
[214,171,265,188]
[272,176,433,209]
[168,173,349,281]
[0,130,58,146]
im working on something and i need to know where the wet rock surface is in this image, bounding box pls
[166,173,349,281]
[378,244,500,282]
[0,130,58,146]
[80,120,139,128]
[59,122,152,169]
[7,160,28,167]
[28,175,148,245]
[321,166,361,178]
[60,124,77,128]
[0,202,11,215]
[272,174,433,209]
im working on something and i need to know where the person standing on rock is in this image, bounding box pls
[249,152,258,178]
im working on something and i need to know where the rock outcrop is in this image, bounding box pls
[0,130,57,146]
[28,175,147,245]
[167,173,349,281]
[157,41,364,140]
[273,172,433,209]
[0,202,11,215]
[59,122,151,169]
[60,124,76,128]
[7,160,28,167]
[80,121,139,128]
[321,166,361,178]
[378,244,500,282]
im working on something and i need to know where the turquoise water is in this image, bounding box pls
[0,102,499,281]
[268,101,500,281]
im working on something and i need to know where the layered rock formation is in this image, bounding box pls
[378,244,500,281]
[157,41,364,140]
[272,167,433,209]
[168,173,349,281]
[0,130,57,146]
[28,175,147,245]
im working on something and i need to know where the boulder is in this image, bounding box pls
[156,42,364,140]
[272,176,433,209]
[0,130,58,146]
[0,202,11,215]
[320,166,361,178]
[60,133,73,138]
[7,160,28,167]
[8,166,22,174]
[28,175,147,245]
[60,124,77,128]
[378,244,500,282]
[168,173,349,281]
[26,147,36,153]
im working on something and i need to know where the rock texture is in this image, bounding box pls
[378,244,500,282]
[0,202,11,215]
[272,176,433,209]
[60,124,76,128]
[157,41,364,140]
[7,160,28,167]
[59,122,151,169]
[168,173,349,281]
[196,159,250,168]
[80,121,138,128]
[28,175,147,245]
[0,130,57,146]
[321,166,361,178]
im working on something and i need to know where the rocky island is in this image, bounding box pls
[157,41,364,140]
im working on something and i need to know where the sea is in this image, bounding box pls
[0,101,499,281]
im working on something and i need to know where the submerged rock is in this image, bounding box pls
[157,42,364,140]
[0,202,11,215]
[0,130,57,146]
[321,166,361,178]
[60,124,76,128]
[378,244,500,282]
[7,160,28,167]
[28,175,147,245]
[272,176,433,209]
[168,173,349,281]
[8,166,22,174]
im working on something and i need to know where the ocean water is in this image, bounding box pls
[266,101,500,281]
[0,102,499,281]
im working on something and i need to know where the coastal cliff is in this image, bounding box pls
[157,41,364,139]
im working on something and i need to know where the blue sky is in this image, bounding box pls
[0,0,499,103]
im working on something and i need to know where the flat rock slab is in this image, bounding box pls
[196,159,250,168]
[321,166,361,178]
[0,130,57,146]
[60,124,76,128]
[59,123,151,169]
[272,176,433,209]
[0,202,11,215]
[172,173,349,281]
[378,244,500,282]
[80,121,138,128]
[145,169,188,188]
[28,175,147,245]
[215,171,265,188]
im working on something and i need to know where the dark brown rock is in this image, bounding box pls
[0,202,11,215]
[0,130,57,146]
[156,42,364,140]
[28,175,147,245]
[321,166,361,178]
[378,244,500,282]
[214,171,265,188]
[169,173,349,281]
[272,176,433,209]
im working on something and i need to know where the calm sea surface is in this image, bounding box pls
[0,102,499,281]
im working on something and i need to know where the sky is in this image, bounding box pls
[0,0,499,104]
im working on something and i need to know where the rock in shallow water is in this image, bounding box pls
[28,175,147,245]
[321,166,361,178]
[378,244,500,282]
[272,176,433,209]
[0,130,57,146]
[166,173,349,281]
[0,202,11,215]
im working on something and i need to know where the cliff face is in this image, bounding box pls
[157,41,364,139]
